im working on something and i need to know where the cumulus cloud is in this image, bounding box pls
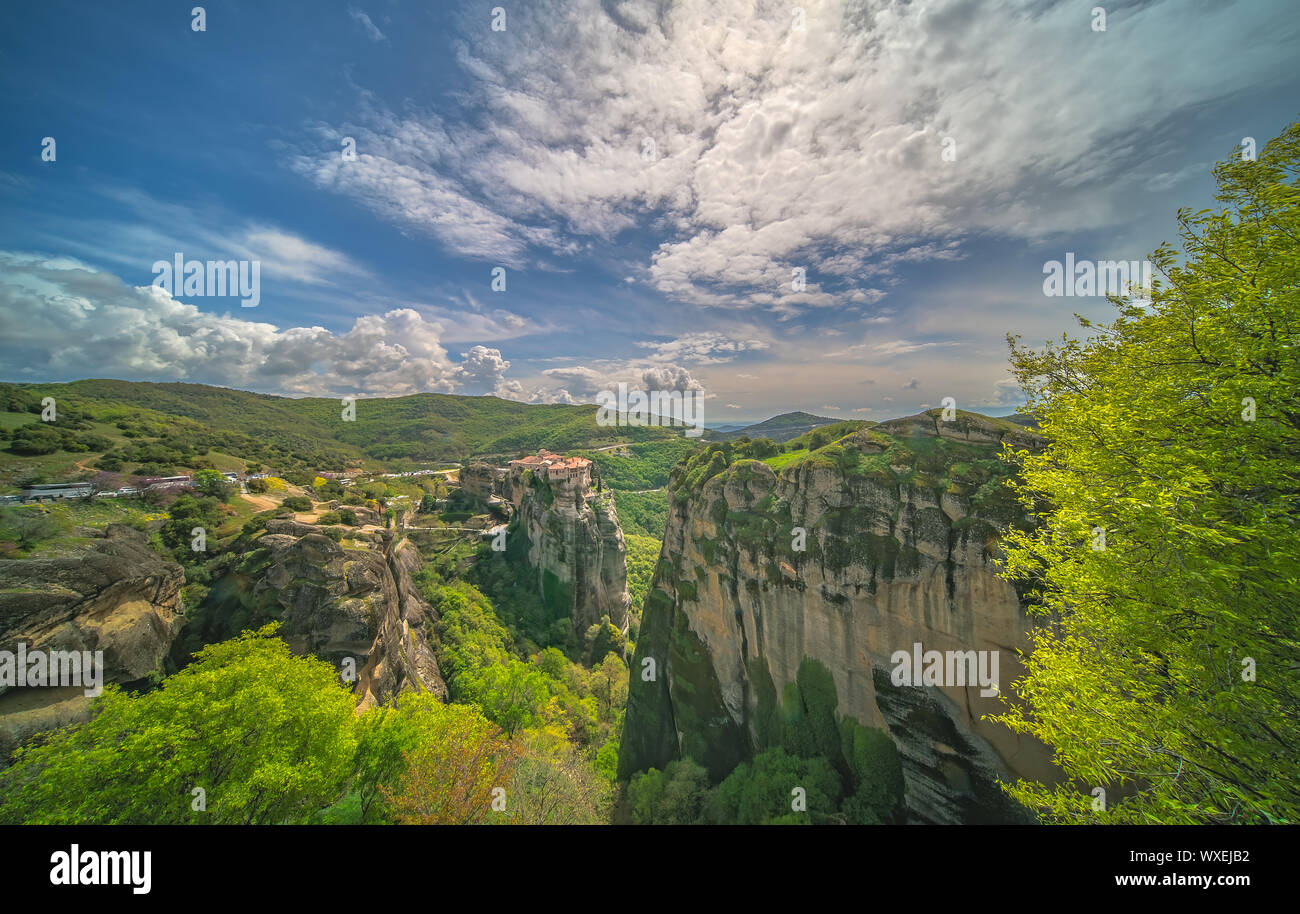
[539,366,607,399]
[0,253,522,399]
[641,364,705,392]
[291,0,1298,312]
[529,358,708,404]
[452,345,518,396]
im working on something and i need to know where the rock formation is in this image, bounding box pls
[506,465,631,634]
[199,519,447,708]
[620,411,1060,823]
[0,524,185,759]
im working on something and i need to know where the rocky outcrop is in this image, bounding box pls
[460,462,500,502]
[620,411,1058,823]
[235,520,447,707]
[508,471,631,634]
[354,536,448,711]
[0,524,185,759]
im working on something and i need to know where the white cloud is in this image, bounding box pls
[292,0,1298,313]
[986,376,1026,407]
[348,6,387,42]
[0,253,523,399]
[240,227,367,285]
[531,359,707,404]
[453,345,517,396]
[641,364,705,392]
[873,339,960,357]
[637,331,768,364]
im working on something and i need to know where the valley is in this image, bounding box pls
[0,378,1061,824]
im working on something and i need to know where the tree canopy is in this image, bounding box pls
[996,122,1300,824]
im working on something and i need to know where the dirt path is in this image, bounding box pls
[239,493,279,512]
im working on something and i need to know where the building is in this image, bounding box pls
[21,482,95,502]
[507,450,593,489]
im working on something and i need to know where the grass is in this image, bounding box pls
[763,448,809,470]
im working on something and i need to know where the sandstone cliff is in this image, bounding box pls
[620,411,1060,823]
[507,471,631,634]
[198,519,446,707]
[0,524,185,758]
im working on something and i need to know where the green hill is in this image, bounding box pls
[0,379,685,489]
[723,411,845,442]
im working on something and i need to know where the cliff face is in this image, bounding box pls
[205,519,447,707]
[0,524,186,758]
[620,413,1059,823]
[508,473,631,633]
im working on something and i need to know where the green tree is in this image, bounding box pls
[467,660,557,737]
[839,718,905,824]
[584,615,625,664]
[710,747,842,825]
[0,624,357,824]
[780,658,843,764]
[7,423,62,455]
[160,494,224,562]
[192,468,233,500]
[995,123,1300,824]
[381,698,519,825]
[625,758,710,824]
[0,507,65,553]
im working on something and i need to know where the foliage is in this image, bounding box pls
[380,696,520,825]
[710,747,842,824]
[192,468,234,500]
[624,533,661,614]
[575,439,700,490]
[0,624,357,824]
[0,506,67,555]
[613,489,668,538]
[583,615,626,664]
[160,494,225,565]
[995,123,1300,824]
[627,759,711,824]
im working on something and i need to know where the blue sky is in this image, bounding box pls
[2,0,1297,424]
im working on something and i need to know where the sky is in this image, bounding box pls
[1,0,1297,425]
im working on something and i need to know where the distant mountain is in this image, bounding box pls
[721,411,844,443]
